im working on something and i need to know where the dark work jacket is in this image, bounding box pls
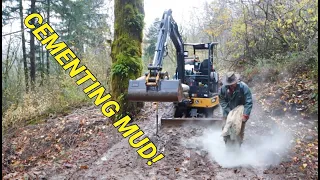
[219,81,253,117]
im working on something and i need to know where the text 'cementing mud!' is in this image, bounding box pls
[24,13,164,166]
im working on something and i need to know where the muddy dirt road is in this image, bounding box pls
[2,87,318,179]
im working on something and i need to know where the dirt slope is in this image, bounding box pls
[2,87,318,179]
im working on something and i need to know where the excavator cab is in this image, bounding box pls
[183,43,220,97]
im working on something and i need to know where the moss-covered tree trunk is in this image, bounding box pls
[111,0,144,120]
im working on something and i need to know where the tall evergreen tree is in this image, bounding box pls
[144,18,160,62]
[19,0,29,92]
[51,0,109,56]
[29,0,36,91]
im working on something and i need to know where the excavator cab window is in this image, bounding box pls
[194,61,201,72]
[199,59,211,76]
[184,51,189,57]
[181,43,219,97]
[193,56,201,72]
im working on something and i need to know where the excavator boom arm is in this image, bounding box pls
[149,9,185,81]
[127,9,187,103]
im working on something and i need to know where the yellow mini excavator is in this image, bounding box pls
[127,9,223,131]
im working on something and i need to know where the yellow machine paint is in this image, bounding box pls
[189,96,219,108]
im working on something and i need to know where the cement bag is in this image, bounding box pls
[221,105,244,140]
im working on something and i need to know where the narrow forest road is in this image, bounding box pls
[2,86,318,180]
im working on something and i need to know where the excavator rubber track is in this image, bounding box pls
[160,103,224,128]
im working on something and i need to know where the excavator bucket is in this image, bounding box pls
[127,79,184,102]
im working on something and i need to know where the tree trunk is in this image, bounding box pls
[46,0,50,76]
[111,0,145,120]
[19,0,29,93]
[29,0,36,91]
[39,42,44,86]
[4,35,12,90]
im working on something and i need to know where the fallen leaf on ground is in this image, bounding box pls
[303,163,308,168]
[80,165,88,169]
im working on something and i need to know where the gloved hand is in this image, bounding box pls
[242,114,249,122]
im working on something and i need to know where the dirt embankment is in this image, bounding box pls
[2,86,318,179]
[243,67,318,119]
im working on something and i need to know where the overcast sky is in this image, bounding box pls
[3,0,210,33]
[2,0,211,54]
[144,0,209,27]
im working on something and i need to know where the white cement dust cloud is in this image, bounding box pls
[181,126,293,168]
